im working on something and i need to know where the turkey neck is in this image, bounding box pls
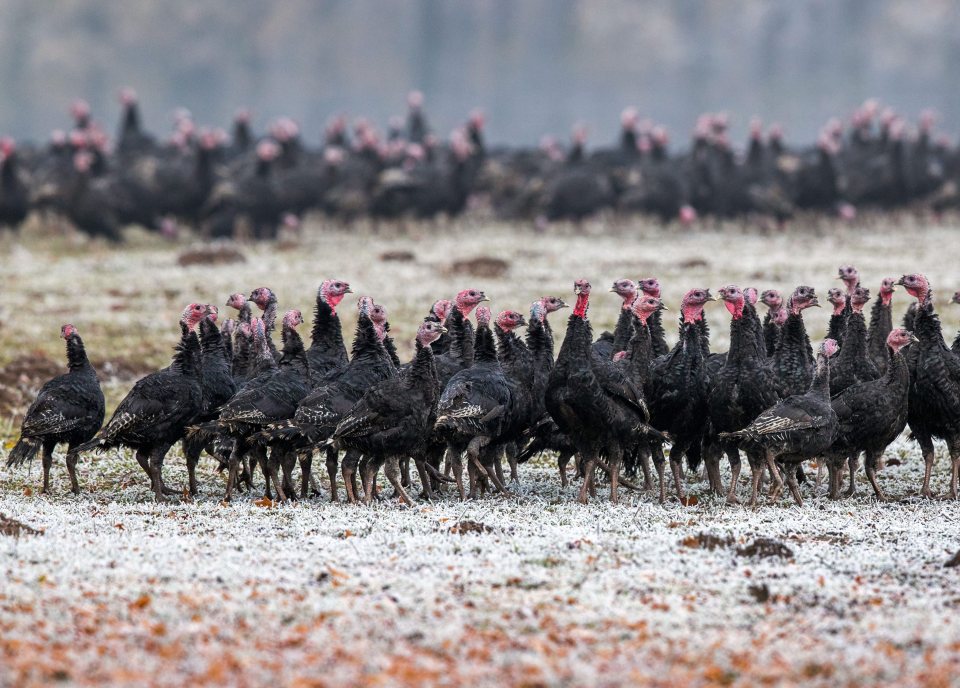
[525,318,555,371]
[445,309,475,367]
[310,293,346,359]
[827,312,847,344]
[200,319,231,370]
[349,313,382,361]
[913,301,949,350]
[837,312,869,363]
[495,326,527,368]
[611,305,636,353]
[625,322,653,384]
[172,323,203,377]
[473,324,499,364]
[647,308,668,356]
[408,340,438,388]
[779,312,814,363]
[868,297,892,353]
[809,355,832,400]
[65,335,93,373]
[726,309,764,364]
[382,323,400,368]
[883,347,910,390]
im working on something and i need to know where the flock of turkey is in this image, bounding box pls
[7,266,960,506]
[1,91,959,240]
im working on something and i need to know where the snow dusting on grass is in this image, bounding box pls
[2,218,960,685]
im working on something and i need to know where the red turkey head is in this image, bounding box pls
[475,306,492,327]
[407,90,424,110]
[837,265,860,294]
[767,123,784,143]
[609,279,638,307]
[73,151,93,173]
[718,285,745,319]
[119,87,137,106]
[680,288,714,323]
[496,310,527,332]
[369,303,388,326]
[743,287,758,305]
[181,303,209,330]
[206,305,219,323]
[678,205,697,225]
[638,277,661,298]
[826,288,846,316]
[631,296,662,325]
[886,328,918,354]
[821,339,840,359]
[789,286,819,315]
[249,287,275,311]
[772,308,788,327]
[951,290,960,305]
[539,296,568,314]
[61,324,78,340]
[417,319,447,347]
[320,279,352,312]
[256,140,280,162]
[283,309,304,328]
[879,278,897,306]
[432,299,453,322]
[454,289,488,317]
[850,286,871,314]
[612,351,630,362]
[897,274,930,303]
[226,293,247,311]
[761,289,782,311]
[357,296,375,316]
[70,99,91,124]
[572,279,592,318]
[469,109,485,131]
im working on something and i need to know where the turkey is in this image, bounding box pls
[435,288,488,383]
[0,138,30,231]
[181,307,238,496]
[867,277,897,372]
[825,329,916,500]
[592,278,638,359]
[638,277,669,357]
[829,286,880,396]
[306,279,352,375]
[327,319,446,506]
[760,289,786,357]
[257,298,394,502]
[546,280,656,503]
[898,273,960,498]
[645,288,714,501]
[203,310,311,501]
[76,304,210,501]
[435,306,514,499]
[825,288,847,343]
[721,339,840,506]
[773,286,819,397]
[704,285,781,504]
[7,325,105,494]
[493,309,536,483]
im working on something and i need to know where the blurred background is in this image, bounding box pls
[1,0,958,144]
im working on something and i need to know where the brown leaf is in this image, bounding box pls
[130,594,151,610]
[253,497,276,508]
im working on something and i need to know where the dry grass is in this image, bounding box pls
[2,213,960,686]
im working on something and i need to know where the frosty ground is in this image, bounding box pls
[1,216,960,686]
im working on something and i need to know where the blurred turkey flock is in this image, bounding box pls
[0,89,958,242]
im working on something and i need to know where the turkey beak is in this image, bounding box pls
[517,316,527,327]
[909,333,919,343]
[574,286,583,295]
[479,293,490,302]
[810,297,821,307]
[438,326,448,334]
[896,277,906,286]
[344,287,353,294]
[556,300,569,309]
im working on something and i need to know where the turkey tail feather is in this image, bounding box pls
[7,437,40,468]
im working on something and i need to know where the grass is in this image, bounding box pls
[1,213,960,686]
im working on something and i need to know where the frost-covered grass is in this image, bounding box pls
[2,215,960,686]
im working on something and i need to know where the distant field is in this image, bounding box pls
[2,215,960,686]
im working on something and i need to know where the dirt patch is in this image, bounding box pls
[449,256,510,278]
[448,520,494,535]
[680,532,735,550]
[737,538,794,559]
[380,250,416,262]
[177,245,246,266]
[0,513,42,537]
